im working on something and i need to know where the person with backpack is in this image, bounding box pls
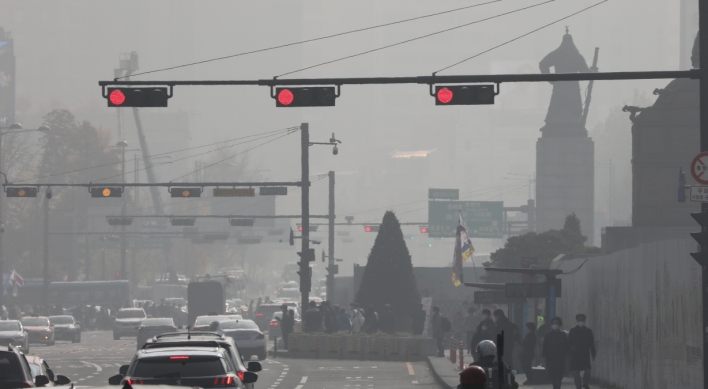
[431,306,447,357]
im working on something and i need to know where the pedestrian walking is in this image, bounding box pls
[463,307,479,354]
[521,322,537,385]
[336,308,352,334]
[363,306,379,334]
[431,306,445,357]
[542,317,569,389]
[352,310,365,333]
[303,301,323,333]
[493,309,520,367]
[412,304,426,335]
[568,314,596,389]
[477,308,496,335]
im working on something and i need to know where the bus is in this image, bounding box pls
[17,281,131,308]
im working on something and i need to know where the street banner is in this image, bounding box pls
[452,214,474,286]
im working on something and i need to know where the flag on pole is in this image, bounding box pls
[452,214,475,286]
[9,270,24,287]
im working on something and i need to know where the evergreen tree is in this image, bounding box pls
[355,211,421,320]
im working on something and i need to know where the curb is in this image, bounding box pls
[426,357,453,389]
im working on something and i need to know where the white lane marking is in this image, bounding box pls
[82,361,102,372]
[276,379,282,382]
[300,377,308,384]
[412,380,419,384]
[406,362,415,375]
[294,386,303,389]
[354,366,360,369]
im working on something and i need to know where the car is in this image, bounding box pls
[143,332,261,389]
[48,315,81,343]
[21,316,54,346]
[253,304,281,330]
[0,344,42,388]
[268,308,301,340]
[108,346,257,388]
[113,308,146,340]
[191,314,243,331]
[136,318,178,350]
[216,320,267,361]
[226,299,248,316]
[24,355,71,387]
[0,320,29,352]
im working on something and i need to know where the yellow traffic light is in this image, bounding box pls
[102,188,111,197]
[182,190,191,197]
[17,189,26,197]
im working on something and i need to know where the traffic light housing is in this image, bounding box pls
[230,218,255,227]
[106,87,170,107]
[107,217,133,226]
[90,187,122,198]
[170,187,202,198]
[275,87,337,107]
[6,187,38,198]
[434,85,495,105]
[289,227,295,246]
[364,225,380,232]
[691,211,708,266]
[171,217,196,227]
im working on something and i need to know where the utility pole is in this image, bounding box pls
[698,5,707,388]
[326,171,336,301]
[43,188,50,316]
[118,140,128,280]
[299,123,311,310]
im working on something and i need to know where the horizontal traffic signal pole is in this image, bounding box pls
[102,214,331,219]
[2,181,304,188]
[98,69,696,88]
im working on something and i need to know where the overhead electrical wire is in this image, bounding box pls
[433,0,608,74]
[118,0,502,79]
[276,0,555,78]
[12,126,299,184]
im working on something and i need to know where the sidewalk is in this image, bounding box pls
[427,350,587,389]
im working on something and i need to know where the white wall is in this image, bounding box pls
[556,238,701,389]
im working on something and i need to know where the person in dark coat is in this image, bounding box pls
[542,317,569,389]
[477,308,496,336]
[493,309,520,367]
[412,304,426,335]
[470,321,495,361]
[379,304,395,334]
[303,301,323,333]
[568,314,596,389]
[520,322,537,385]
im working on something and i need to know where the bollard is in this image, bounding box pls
[459,341,464,370]
[450,338,457,364]
[274,336,278,358]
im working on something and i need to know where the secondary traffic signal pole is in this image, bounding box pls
[699,5,707,388]
[43,190,49,316]
[300,123,310,310]
[326,171,335,302]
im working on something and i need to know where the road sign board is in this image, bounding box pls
[428,188,459,200]
[474,291,525,304]
[213,188,255,197]
[691,152,708,185]
[505,280,562,298]
[428,201,503,238]
[690,186,708,202]
[259,187,287,196]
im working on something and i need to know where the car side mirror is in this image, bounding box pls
[35,375,50,386]
[119,365,129,375]
[247,361,262,372]
[55,375,71,385]
[241,371,258,384]
[108,374,123,385]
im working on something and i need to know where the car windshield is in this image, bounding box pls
[0,321,21,331]
[49,316,73,325]
[21,318,48,327]
[28,363,41,378]
[220,320,258,330]
[142,318,173,326]
[133,356,226,378]
[0,353,23,380]
[117,310,145,319]
[195,316,227,325]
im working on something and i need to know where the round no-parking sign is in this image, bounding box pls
[691,152,708,185]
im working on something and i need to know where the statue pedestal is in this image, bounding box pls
[536,135,594,243]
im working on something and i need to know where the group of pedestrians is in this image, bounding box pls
[540,314,596,389]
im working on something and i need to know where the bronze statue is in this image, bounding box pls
[539,29,590,136]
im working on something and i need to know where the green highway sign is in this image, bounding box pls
[428,188,459,200]
[428,200,503,238]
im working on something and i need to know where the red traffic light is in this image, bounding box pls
[365,226,371,232]
[109,89,126,106]
[278,89,295,106]
[364,225,379,232]
[298,225,303,232]
[436,88,453,104]
[420,226,428,233]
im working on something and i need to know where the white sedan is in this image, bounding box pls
[216,319,267,361]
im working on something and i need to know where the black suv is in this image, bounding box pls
[142,332,261,389]
[0,344,51,388]
[109,346,257,388]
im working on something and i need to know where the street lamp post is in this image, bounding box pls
[0,123,50,310]
[43,187,52,315]
[117,140,128,280]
